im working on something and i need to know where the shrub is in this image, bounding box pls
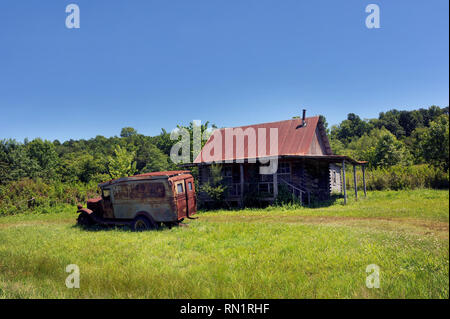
[0,178,100,216]
[344,164,449,191]
[198,164,227,209]
[274,184,302,206]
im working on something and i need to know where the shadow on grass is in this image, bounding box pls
[307,194,342,208]
[71,223,131,232]
[198,194,344,214]
[71,222,178,233]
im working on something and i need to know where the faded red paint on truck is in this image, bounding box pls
[77,171,197,230]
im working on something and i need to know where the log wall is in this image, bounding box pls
[197,159,333,205]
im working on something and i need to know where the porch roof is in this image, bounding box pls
[183,154,367,167]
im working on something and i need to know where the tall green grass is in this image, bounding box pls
[0,189,448,299]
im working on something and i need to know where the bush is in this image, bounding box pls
[0,178,100,216]
[200,183,227,202]
[274,184,303,206]
[344,164,449,191]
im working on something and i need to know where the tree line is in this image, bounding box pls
[327,105,449,171]
[0,105,448,187]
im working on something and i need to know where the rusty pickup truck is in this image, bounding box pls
[76,171,197,230]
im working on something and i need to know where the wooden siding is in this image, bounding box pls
[308,127,327,155]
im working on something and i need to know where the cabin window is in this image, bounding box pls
[277,163,291,175]
[259,174,273,182]
[229,183,241,196]
[188,182,193,191]
[258,183,273,194]
[176,183,184,194]
[332,171,337,185]
[223,167,232,178]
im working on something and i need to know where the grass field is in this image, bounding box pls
[0,189,448,299]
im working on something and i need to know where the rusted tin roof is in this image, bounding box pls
[98,170,191,188]
[193,116,336,164]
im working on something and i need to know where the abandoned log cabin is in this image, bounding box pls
[191,112,367,207]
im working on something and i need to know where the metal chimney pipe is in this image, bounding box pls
[302,109,306,126]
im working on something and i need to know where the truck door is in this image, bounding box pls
[184,177,196,217]
[102,188,114,218]
[175,181,187,219]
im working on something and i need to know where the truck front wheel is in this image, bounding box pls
[77,212,93,226]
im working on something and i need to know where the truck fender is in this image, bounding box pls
[77,208,93,215]
[135,211,157,227]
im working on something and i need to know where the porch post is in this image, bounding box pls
[362,165,367,198]
[240,163,244,207]
[342,160,347,205]
[273,170,278,200]
[353,164,358,200]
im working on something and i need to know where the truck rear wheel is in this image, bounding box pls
[131,216,156,231]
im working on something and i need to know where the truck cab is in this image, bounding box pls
[77,171,197,230]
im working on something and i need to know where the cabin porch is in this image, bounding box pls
[197,156,367,207]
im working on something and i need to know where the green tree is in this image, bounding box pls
[0,139,40,182]
[329,137,346,156]
[405,126,428,164]
[136,141,173,173]
[318,115,330,135]
[420,114,449,170]
[372,132,411,167]
[398,110,423,137]
[120,127,138,138]
[107,145,137,179]
[26,138,60,180]
[331,113,372,145]
[151,128,176,156]
[176,120,217,163]
[59,152,107,183]
[377,109,405,139]
[345,128,391,165]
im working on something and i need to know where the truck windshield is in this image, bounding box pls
[102,188,111,199]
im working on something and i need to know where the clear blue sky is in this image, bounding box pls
[0,0,448,142]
